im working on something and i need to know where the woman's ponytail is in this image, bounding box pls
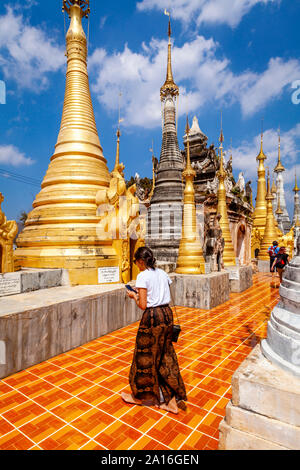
[134,246,156,270]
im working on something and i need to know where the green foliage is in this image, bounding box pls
[126,176,135,188]
[19,211,28,225]
[126,176,153,195]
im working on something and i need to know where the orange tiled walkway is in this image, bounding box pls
[0,273,279,450]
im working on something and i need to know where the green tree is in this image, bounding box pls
[126,176,153,196]
[17,211,29,233]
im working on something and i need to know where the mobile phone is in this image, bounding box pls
[125,284,137,293]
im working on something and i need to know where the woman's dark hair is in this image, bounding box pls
[273,241,278,246]
[134,246,156,270]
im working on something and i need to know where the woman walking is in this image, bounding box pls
[121,246,187,414]
[271,246,289,284]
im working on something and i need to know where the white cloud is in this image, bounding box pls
[239,58,300,116]
[231,124,300,180]
[229,124,300,216]
[137,0,278,28]
[0,7,65,90]
[0,145,34,166]
[89,36,300,128]
[100,16,108,30]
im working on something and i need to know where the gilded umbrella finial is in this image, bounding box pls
[62,0,90,17]
[160,10,179,100]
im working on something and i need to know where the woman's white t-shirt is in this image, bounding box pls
[135,268,172,308]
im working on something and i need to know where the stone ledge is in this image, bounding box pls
[223,401,300,449]
[219,419,288,450]
[0,268,70,298]
[0,284,141,379]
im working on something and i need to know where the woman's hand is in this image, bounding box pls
[127,288,147,310]
[126,290,138,300]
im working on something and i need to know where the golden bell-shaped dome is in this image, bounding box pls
[15,1,118,285]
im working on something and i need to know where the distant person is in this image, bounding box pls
[271,247,289,283]
[121,246,187,414]
[268,241,279,272]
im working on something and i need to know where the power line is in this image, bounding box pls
[0,168,41,188]
[0,167,40,184]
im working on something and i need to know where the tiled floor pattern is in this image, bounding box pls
[0,273,279,450]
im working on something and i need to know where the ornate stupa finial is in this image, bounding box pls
[257,120,267,162]
[160,10,179,100]
[293,169,299,193]
[252,120,268,241]
[175,115,205,274]
[114,128,121,171]
[113,92,124,172]
[218,111,226,178]
[62,0,90,18]
[258,168,279,260]
[274,126,285,173]
[184,115,193,174]
[216,115,236,266]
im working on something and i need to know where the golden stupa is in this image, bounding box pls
[294,170,300,193]
[252,131,267,238]
[258,170,279,260]
[175,117,205,275]
[216,126,236,267]
[15,0,119,285]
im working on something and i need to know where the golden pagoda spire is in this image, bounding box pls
[252,125,267,238]
[175,116,205,274]
[257,126,267,163]
[112,128,121,173]
[216,116,236,267]
[15,0,118,285]
[160,11,179,100]
[258,169,280,260]
[293,169,299,193]
[113,93,123,172]
[274,127,285,173]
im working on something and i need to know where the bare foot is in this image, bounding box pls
[159,396,178,414]
[121,392,142,405]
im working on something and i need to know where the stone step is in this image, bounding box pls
[223,401,300,450]
[219,419,288,450]
[231,345,300,427]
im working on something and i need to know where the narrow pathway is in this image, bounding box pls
[0,273,280,450]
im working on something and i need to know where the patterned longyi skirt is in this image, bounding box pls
[129,305,187,406]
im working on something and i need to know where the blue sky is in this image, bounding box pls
[0,0,299,222]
